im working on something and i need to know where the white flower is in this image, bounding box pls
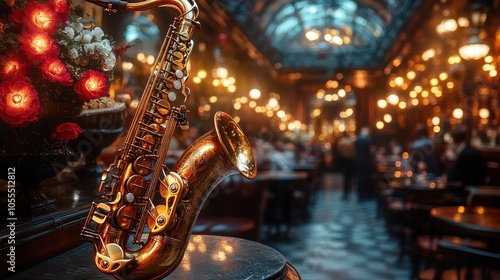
[92,27,104,41]
[63,26,75,39]
[84,43,97,55]
[69,21,84,33]
[96,39,112,55]
[81,30,93,44]
[74,34,82,43]
[69,48,79,60]
[102,54,117,71]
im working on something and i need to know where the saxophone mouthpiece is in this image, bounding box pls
[84,0,128,12]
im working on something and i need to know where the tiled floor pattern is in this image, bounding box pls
[262,172,412,280]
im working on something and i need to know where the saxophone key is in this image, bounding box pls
[178,31,189,41]
[147,205,167,232]
[153,113,166,124]
[149,123,162,134]
[172,51,183,61]
[92,203,111,224]
[125,174,148,197]
[173,80,182,90]
[95,243,131,274]
[159,172,185,198]
[147,205,178,233]
[173,56,184,65]
[80,229,99,242]
[155,99,171,115]
[175,69,184,78]
[132,155,154,175]
[144,110,166,124]
[130,143,152,154]
[176,42,186,52]
[172,61,184,71]
[116,205,139,230]
[162,90,177,102]
[141,134,156,150]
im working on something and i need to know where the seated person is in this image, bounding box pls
[446,126,487,186]
[409,124,441,177]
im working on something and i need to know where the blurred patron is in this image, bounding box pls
[337,131,356,200]
[409,124,441,177]
[354,127,376,201]
[445,125,487,186]
[268,140,296,171]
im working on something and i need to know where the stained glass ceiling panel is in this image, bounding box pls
[212,0,422,72]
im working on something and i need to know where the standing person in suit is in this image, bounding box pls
[354,127,376,201]
[337,131,356,200]
[446,125,487,186]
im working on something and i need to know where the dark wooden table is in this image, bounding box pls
[431,206,500,240]
[7,235,301,279]
[255,171,308,238]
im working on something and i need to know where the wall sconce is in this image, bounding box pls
[458,1,490,60]
[458,35,490,60]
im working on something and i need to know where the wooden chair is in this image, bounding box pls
[393,187,474,279]
[466,185,500,208]
[193,175,268,241]
[429,239,500,280]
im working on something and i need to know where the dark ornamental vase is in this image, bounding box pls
[0,95,83,217]
[67,102,127,175]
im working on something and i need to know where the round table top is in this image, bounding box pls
[431,206,500,237]
[169,235,299,279]
[8,235,300,280]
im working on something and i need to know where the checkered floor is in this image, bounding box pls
[262,172,412,280]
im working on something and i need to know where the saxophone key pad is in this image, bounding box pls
[173,80,182,90]
[125,192,135,203]
[175,69,184,78]
[168,91,177,101]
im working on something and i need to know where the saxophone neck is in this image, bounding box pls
[84,0,199,20]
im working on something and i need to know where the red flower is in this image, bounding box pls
[24,1,61,34]
[41,58,74,86]
[7,8,25,27]
[74,70,109,102]
[19,30,60,61]
[114,43,132,57]
[51,122,83,141]
[49,0,70,19]
[0,81,41,126]
[0,53,28,81]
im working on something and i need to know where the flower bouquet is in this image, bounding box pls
[0,0,126,215]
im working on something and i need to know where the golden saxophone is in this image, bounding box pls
[80,1,257,279]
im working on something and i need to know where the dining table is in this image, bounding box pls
[430,206,500,245]
[255,170,308,238]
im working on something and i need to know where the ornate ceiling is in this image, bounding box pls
[200,0,422,75]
